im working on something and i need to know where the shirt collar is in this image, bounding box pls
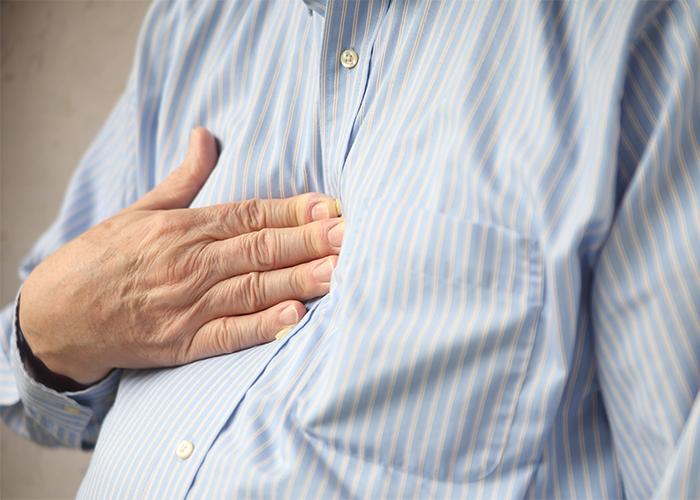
[301,0,326,17]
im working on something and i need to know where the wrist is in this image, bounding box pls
[17,329,92,393]
[17,293,93,392]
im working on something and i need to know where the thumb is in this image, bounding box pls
[128,127,219,212]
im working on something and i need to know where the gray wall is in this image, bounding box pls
[1,2,150,497]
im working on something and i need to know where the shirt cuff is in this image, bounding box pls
[10,291,120,447]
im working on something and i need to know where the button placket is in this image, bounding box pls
[321,0,389,196]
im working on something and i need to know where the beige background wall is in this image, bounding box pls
[1,1,150,497]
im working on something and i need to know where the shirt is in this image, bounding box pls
[1,0,700,498]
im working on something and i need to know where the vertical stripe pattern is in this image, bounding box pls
[1,1,699,498]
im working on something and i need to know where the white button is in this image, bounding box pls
[340,49,358,69]
[176,440,194,459]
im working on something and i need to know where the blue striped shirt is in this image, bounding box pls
[2,0,700,497]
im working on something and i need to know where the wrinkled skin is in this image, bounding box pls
[19,128,344,386]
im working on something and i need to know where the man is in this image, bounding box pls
[2,0,700,498]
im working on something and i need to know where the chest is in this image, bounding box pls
[139,1,591,239]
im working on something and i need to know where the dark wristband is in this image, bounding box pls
[16,297,91,393]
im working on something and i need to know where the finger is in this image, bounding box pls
[184,301,307,361]
[205,218,345,279]
[192,193,341,240]
[195,256,337,320]
[126,127,219,213]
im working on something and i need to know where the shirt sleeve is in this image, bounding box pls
[0,56,141,450]
[591,2,700,498]
[1,291,121,450]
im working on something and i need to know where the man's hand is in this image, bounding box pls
[18,127,344,386]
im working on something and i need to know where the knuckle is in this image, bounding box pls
[215,318,243,354]
[238,272,265,311]
[247,315,272,346]
[189,206,212,231]
[295,193,316,224]
[253,322,271,346]
[156,245,209,286]
[188,244,215,285]
[219,317,269,353]
[293,265,314,295]
[150,212,174,238]
[241,198,267,231]
[290,224,317,258]
[310,222,328,254]
[248,229,277,269]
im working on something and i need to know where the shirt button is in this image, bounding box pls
[340,49,358,69]
[63,405,80,414]
[176,440,194,459]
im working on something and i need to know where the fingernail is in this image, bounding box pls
[312,257,336,283]
[311,201,330,221]
[327,221,345,248]
[275,326,293,340]
[279,304,299,326]
[334,198,342,217]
